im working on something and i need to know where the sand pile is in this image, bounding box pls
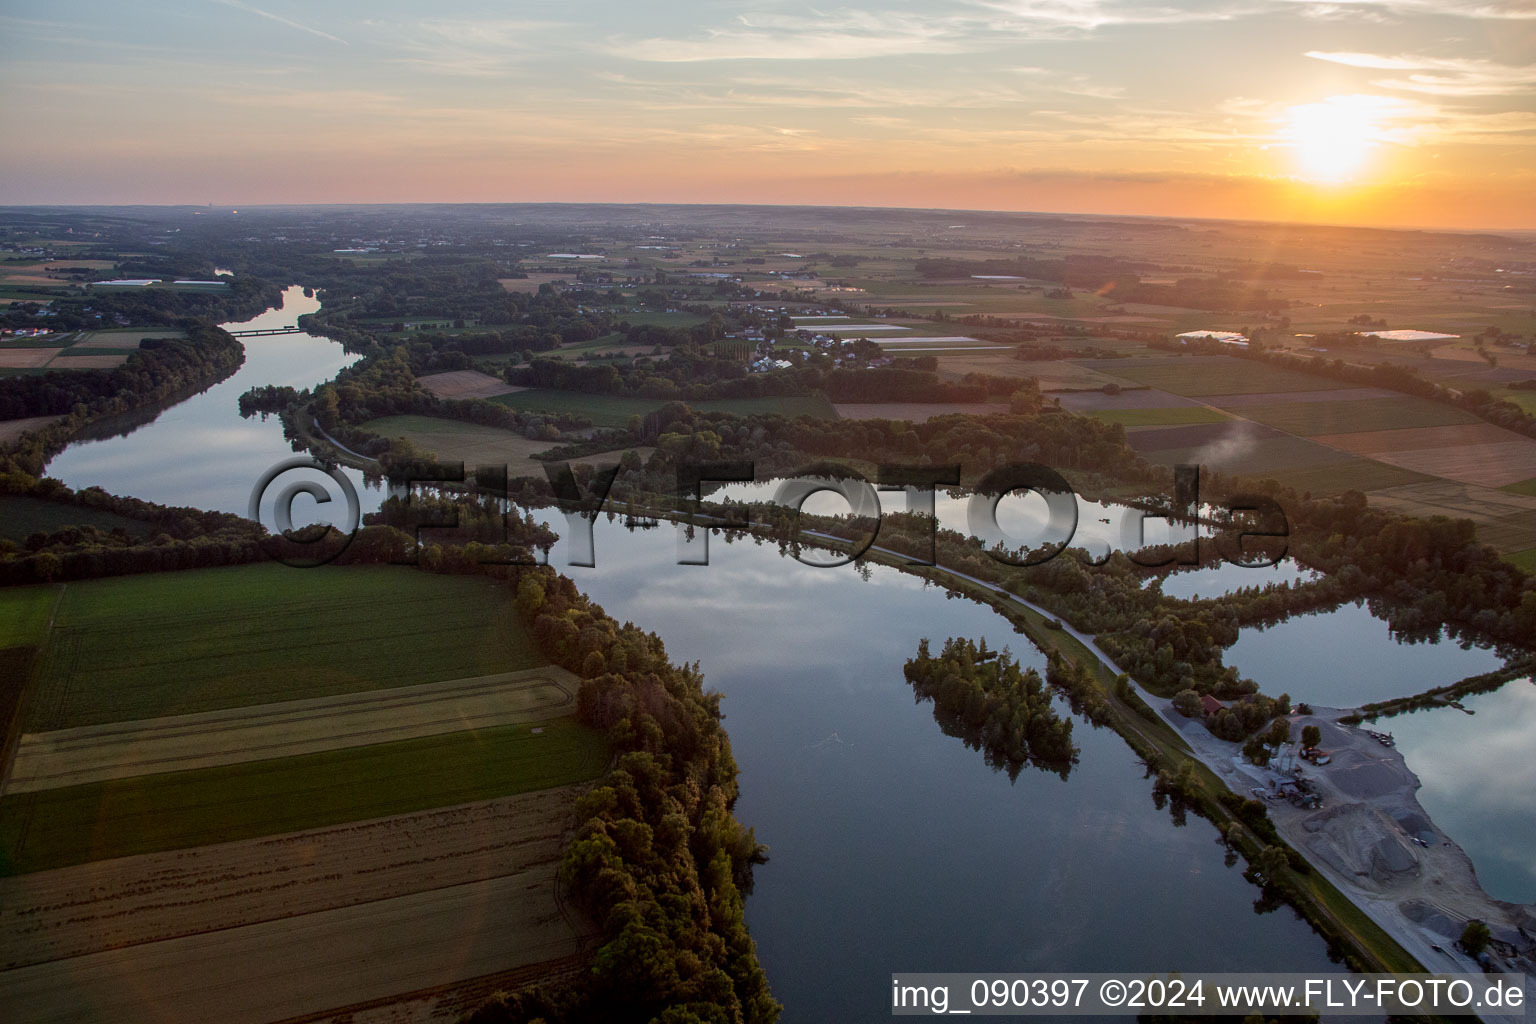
[1302,803,1421,889]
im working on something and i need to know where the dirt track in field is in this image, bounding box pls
[7,668,579,794]
[416,370,523,400]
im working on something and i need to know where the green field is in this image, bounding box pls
[25,564,544,731]
[0,717,608,874]
[1236,396,1479,436]
[1091,407,1229,427]
[1500,477,1536,497]
[0,495,156,544]
[1252,458,1432,496]
[1141,434,1353,473]
[492,389,839,426]
[1505,548,1536,573]
[0,587,57,649]
[1102,357,1347,397]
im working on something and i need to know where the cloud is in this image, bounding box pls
[364,17,569,76]
[1278,0,1536,18]
[1305,51,1536,96]
[607,2,1262,63]
[212,0,348,45]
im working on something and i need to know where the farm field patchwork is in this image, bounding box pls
[1206,386,1399,408]
[492,388,838,425]
[1254,458,1433,496]
[7,666,580,793]
[1311,424,1536,488]
[23,564,544,731]
[1365,481,1536,554]
[1088,406,1230,427]
[1055,390,1199,411]
[0,716,607,873]
[834,402,1009,422]
[0,865,593,1024]
[1124,420,1287,455]
[1092,356,1349,396]
[1233,396,1482,436]
[0,785,589,970]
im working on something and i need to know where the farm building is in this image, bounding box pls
[1359,330,1460,342]
[1200,694,1226,716]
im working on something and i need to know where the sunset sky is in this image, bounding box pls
[1,0,1533,228]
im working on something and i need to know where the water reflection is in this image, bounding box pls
[529,511,1343,1022]
[1388,682,1536,904]
[44,287,385,526]
[1225,601,1505,707]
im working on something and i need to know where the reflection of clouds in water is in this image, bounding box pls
[1225,602,1504,707]
[715,479,1204,563]
[1390,682,1536,904]
[1156,559,1318,601]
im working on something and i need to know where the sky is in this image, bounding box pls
[0,0,1533,229]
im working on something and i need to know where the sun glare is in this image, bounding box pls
[1282,95,1383,184]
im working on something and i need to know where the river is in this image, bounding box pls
[50,292,1526,1020]
[44,286,386,525]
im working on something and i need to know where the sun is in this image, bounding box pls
[1281,96,1383,184]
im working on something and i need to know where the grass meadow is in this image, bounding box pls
[25,564,545,731]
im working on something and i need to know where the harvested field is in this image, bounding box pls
[1207,387,1398,408]
[360,415,556,473]
[45,353,129,369]
[834,402,1008,422]
[1255,459,1431,496]
[1316,422,1523,452]
[498,273,576,294]
[1055,390,1197,411]
[1313,427,1536,488]
[7,667,580,794]
[1089,407,1229,427]
[1093,356,1346,396]
[0,717,607,872]
[0,785,587,969]
[1235,396,1481,436]
[416,370,521,400]
[25,564,543,731]
[0,867,592,1024]
[0,349,61,369]
[0,416,61,445]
